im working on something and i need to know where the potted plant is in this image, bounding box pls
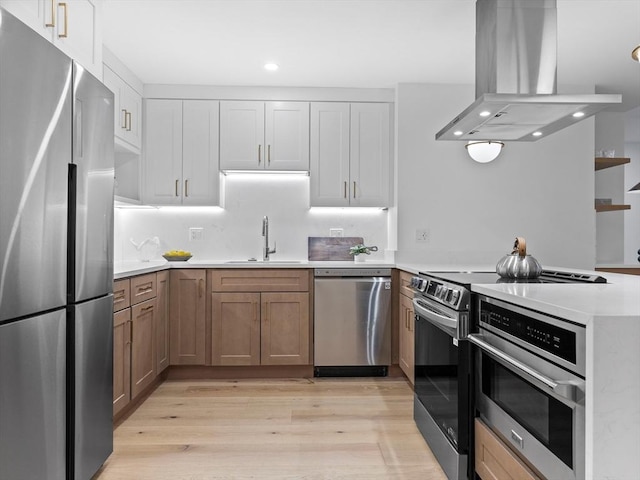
[349,244,377,262]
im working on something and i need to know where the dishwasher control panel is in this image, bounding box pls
[314,268,392,277]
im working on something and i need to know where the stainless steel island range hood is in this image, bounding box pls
[436,0,621,142]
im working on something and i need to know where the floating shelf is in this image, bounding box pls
[595,204,631,212]
[595,157,631,171]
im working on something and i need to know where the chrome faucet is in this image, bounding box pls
[262,216,276,261]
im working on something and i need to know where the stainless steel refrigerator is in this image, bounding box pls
[0,8,114,480]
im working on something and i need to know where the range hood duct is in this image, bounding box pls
[436,0,621,142]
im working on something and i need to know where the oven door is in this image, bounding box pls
[470,331,585,480]
[413,297,470,454]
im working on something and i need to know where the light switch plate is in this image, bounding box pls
[330,228,344,237]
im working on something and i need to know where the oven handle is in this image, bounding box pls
[468,333,579,403]
[412,297,457,331]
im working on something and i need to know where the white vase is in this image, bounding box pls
[354,255,366,263]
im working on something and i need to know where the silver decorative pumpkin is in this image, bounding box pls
[496,237,542,279]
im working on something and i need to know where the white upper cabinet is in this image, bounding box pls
[1,0,102,79]
[349,103,391,207]
[103,65,142,152]
[310,102,391,207]
[143,99,220,206]
[220,101,309,171]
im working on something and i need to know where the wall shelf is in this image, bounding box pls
[595,204,631,212]
[595,157,631,171]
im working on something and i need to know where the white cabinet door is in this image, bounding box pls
[265,102,309,171]
[119,80,142,150]
[0,0,52,38]
[0,0,102,78]
[53,0,101,78]
[310,102,350,207]
[349,103,391,207]
[182,100,220,206]
[103,65,142,152]
[220,101,309,171]
[143,99,183,205]
[219,101,264,170]
[310,102,391,207]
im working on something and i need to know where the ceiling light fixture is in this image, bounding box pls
[632,45,640,62]
[465,141,504,163]
[264,63,279,71]
[454,130,463,136]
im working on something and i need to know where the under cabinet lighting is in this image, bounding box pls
[572,111,585,118]
[532,131,543,137]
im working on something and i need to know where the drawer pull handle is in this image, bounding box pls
[141,305,154,312]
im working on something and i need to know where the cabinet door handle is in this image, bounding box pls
[57,2,68,38]
[126,320,132,345]
[268,145,271,165]
[141,304,154,312]
[184,179,189,197]
[175,179,179,197]
[254,302,259,323]
[198,279,204,298]
[258,145,261,165]
[46,0,56,27]
[344,181,347,199]
[121,109,128,129]
[353,181,357,199]
[125,111,132,131]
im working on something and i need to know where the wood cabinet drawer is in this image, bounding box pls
[113,279,131,311]
[398,270,414,298]
[210,269,310,292]
[130,273,157,304]
[475,418,541,480]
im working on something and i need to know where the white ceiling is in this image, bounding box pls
[103,0,640,116]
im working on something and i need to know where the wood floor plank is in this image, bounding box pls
[95,378,447,480]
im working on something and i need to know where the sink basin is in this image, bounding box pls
[225,260,305,264]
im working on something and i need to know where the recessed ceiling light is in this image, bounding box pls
[264,63,279,71]
[454,130,463,136]
[532,131,542,137]
[572,111,585,118]
[479,111,491,117]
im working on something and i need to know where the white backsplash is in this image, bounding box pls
[115,174,390,263]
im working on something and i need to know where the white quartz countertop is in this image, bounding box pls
[471,268,640,326]
[114,259,396,279]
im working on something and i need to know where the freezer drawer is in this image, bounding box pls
[70,295,113,480]
[314,276,391,366]
[0,310,66,480]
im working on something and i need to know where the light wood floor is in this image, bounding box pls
[95,377,447,480]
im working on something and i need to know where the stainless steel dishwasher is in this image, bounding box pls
[314,268,392,376]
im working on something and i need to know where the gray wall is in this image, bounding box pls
[395,83,596,269]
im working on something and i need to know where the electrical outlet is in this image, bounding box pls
[330,228,344,237]
[415,228,430,243]
[189,227,204,241]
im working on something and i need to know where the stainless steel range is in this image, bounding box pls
[410,270,606,480]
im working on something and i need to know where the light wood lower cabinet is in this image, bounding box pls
[210,270,311,366]
[475,418,542,480]
[131,298,156,399]
[398,292,415,385]
[169,269,206,365]
[156,270,170,373]
[398,271,415,385]
[112,307,131,417]
[211,292,261,365]
[261,292,310,365]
